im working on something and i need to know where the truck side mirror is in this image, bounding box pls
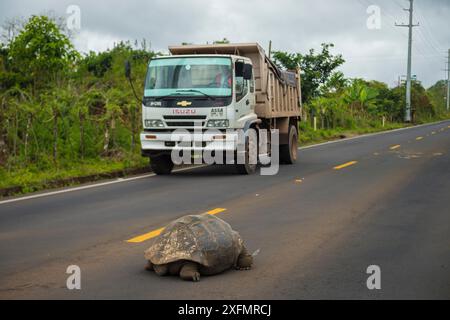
[124,60,143,105]
[243,64,252,80]
[235,61,244,77]
[125,60,131,79]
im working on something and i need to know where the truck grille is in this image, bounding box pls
[165,121,206,127]
[163,116,207,127]
[163,115,207,120]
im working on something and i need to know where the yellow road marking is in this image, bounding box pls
[334,161,358,170]
[206,208,227,215]
[416,136,424,141]
[126,208,227,243]
[390,145,401,150]
[127,228,165,243]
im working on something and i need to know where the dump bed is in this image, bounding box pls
[169,43,302,119]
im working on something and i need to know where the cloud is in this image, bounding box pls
[72,30,122,53]
[1,0,448,87]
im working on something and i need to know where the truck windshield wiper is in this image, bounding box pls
[154,92,186,101]
[176,89,216,100]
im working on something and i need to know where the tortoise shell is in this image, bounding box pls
[145,214,243,272]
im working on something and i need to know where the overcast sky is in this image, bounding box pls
[1,0,448,87]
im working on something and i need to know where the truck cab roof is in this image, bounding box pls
[153,54,252,64]
[166,43,268,64]
[168,43,266,57]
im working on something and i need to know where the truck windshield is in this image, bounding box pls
[144,57,232,98]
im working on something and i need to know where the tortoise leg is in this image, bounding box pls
[153,264,169,276]
[145,261,154,272]
[179,262,201,282]
[236,246,253,271]
[168,261,184,276]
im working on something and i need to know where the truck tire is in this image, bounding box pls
[150,154,174,175]
[280,125,298,165]
[235,135,257,175]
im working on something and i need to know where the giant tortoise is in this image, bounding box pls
[144,214,253,281]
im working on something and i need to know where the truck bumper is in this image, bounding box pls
[140,131,240,154]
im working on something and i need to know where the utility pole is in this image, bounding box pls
[447,49,450,111]
[396,0,419,122]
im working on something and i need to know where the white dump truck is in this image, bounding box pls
[127,43,302,175]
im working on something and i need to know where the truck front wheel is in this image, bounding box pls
[235,135,258,175]
[150,154,174,175]
[280,125,298,164]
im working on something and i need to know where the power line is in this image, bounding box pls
[358,0,430,59]
[354,0,445,93]
[393,0,405,10]
[414,18,444,57]
[415,28,443,60]
[414,1,446,53]
[384,4,432,59]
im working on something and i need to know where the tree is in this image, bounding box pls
[366,80,399,119]
[321,71,348,96]
[83,51,113,77]
[427,80,447,114]
[411,82,435,121]
[343,79,378,117]
[0,43,28,91]
[39,87,74,164]
[272,43,345,103]
[271,51,301,71]
[391,81,436,122]
[8,15,79,92]
[102,88,125,155]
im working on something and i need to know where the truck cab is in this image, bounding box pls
[140,54,258,174]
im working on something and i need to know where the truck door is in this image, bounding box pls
[234,61,252,122]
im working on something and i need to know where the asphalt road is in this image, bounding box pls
[1,120,449,300]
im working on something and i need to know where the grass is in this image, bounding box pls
[299,121,408,146]
[0,155,148,195]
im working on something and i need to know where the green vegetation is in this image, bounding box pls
[1,15,155,195]
[273,43,449,145]
[273,43,346,103]
[0,156,147,193]
[0,15,448,195]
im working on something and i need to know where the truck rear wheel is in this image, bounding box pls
[235,135,257,175]
[150,154,174,175]
[280,125,298,164]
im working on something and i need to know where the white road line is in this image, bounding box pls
[0,166,205,205]
[1,120,448,205]
[299,120,450,150]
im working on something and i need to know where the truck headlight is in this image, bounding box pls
[206,120,229,128]
[145,119,164,128]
